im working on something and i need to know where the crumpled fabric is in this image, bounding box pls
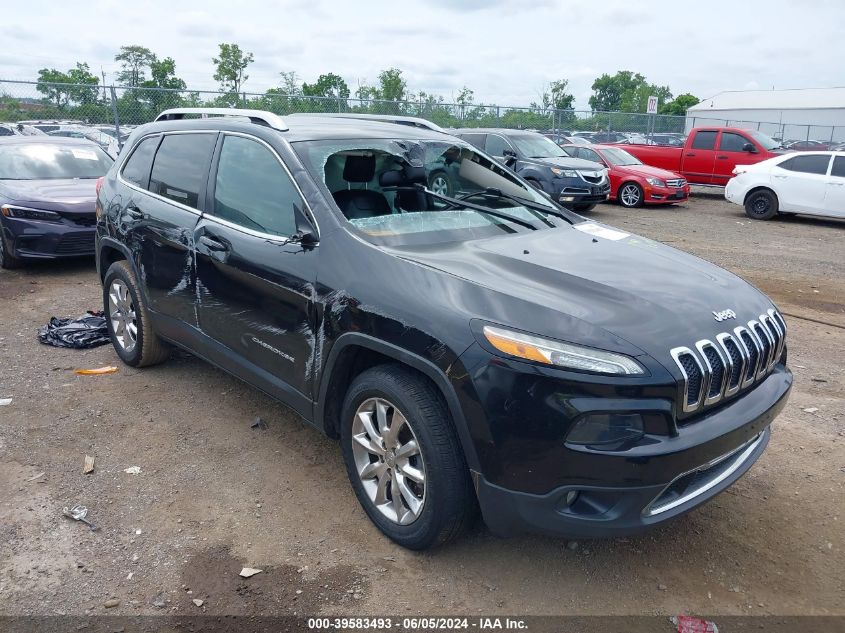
[38,311,110,349]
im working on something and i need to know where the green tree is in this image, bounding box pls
[376,68,407,101]
[455,86,474,119]
[212,43,254,93]
[589,70,671,113]
[141,57,187,114]
[36,68,71,109]
[549,79,575,111]
[114,45,157,87]
[660,93,700,116]
[66,63,100,105]
[302,73,350,99]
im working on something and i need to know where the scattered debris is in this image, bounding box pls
[75,366,118,376]
[657,583,668,591]
[382,556,396,562]
[803,407,819,414]
[239,567,263,578]
[123,466,141,475]
[811,377,828,383]
[192,599,204,607]
[671,615,719,633]
[83,455,95,474]
[26,472,46,482]
[0,397,11,406]
[151,594,167,609]
[103,598,120,609]
[251,416,268,430]
[63,505,99,531]
[38,311,110,349]
[566,541,579,551]
[126,572,133,580]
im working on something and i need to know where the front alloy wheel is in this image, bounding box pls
[351,397,426,525]
[429,173,451,197]
[108,279,138,353]
[619,183,643,208]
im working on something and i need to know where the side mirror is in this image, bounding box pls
[291,205,319,247]
[502,148,518,166]
[742,142,757,153]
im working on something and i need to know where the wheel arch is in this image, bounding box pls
[316,333,481,472]
[97,237,134,282]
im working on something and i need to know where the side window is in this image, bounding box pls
[121,135,160,188]
[779,155,831,175]
[831,156,845,178]
[580,149,603,164]
[212,135,300,237]
[719,132,751,152]
[0,127,14,137]
[149,133,217,209]
[485,135,513,157]
[459,133,485,150]
[690,131,718,150]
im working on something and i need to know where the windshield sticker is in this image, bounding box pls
[71,149,99,161]
[574,222,630,241]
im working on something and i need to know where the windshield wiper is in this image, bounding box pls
[459,188,575,224]
[385,184,540,230]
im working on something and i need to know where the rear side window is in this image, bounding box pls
[485,135,513,157]
[212,135,300,237]
[831,156,845,178]
[459,133,485,149]
[691,131,717,150]
[121,136,160,188]
[149,133,217,209]
[719,132,751,152]
[0,127,13,137]
[779,154,831,175]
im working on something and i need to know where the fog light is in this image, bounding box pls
[566,413,644,449]
[560,195,576,202]
[564,490,580,507]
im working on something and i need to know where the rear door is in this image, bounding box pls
[681,130,718,184]
[773,154,831,213]
[194,132,319,410]
[120,131,217,327]
[822,155,845,217]
[714,131,756,185]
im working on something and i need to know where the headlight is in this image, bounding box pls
[1,204,62,222]
[550,168,578,178]
[482,325,645,375]
[566,413,645,447]
[646,177,666,187]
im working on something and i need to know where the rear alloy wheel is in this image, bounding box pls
[618,182,644,208]
[341,365,476,549]
[0,230,21,269]
[744,189,778,220]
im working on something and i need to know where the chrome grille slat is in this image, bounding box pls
[671,311,786,416]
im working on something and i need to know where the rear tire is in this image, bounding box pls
[0,230,21,270]
[618,182,644,208]
[103,260,169,367]
[744,189,778,220]
[340,364,476,549]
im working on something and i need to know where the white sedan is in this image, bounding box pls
[725,151,845,220]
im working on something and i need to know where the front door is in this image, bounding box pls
[194,133,319,404]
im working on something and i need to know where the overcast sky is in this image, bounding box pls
[2,0,844,109]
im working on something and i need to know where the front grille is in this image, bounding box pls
[70,214,97,227]
[665,178,686,188]
[671,309,786,415]
[581,174,603,184]
[55,232,95,254]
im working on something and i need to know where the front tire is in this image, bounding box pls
[428,171,453,198]
[0,230,21,269]
[103,260,169,367]
[618,182,644,208]
[340,365,475,549]
[744,189,779,220]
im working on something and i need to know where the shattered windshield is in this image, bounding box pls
[293,137,569,245]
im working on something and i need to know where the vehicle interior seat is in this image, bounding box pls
[332,154,392,220]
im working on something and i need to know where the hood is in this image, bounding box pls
[388,223,774,362]
[521,155,604,172]
[0,178,97,214]
[613,163,682,180]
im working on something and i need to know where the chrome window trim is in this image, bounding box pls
[750,319,775,380]
[670,346,705,413]
[733,325,760,390]
[210,131,321,241]
[643,431,765,517]
[716,332,743,397]
[695,339,727,405]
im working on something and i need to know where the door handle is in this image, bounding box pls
[125,205,143,219]
[685,152,697,156]
[716,155,728,159]
[773,175,788,179]
[199,235,228,252]
[830,182,844,186]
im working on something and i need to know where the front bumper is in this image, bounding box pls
[644,183,690,204]
[0,215,95,259]
[556,179,610,205]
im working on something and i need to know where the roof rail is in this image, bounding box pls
[288,112,445,133]
[154,108,288,131]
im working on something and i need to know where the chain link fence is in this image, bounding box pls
[2,79,842,147]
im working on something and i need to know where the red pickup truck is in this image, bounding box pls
[616,127,785,186]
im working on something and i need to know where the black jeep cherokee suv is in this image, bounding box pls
[453,128,611,212]
[95,108,792,549]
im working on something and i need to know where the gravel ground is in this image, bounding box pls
[1,190,843,619]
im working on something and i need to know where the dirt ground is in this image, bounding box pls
[1,190,843,621]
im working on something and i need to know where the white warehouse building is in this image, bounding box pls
[685,87,845,143]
